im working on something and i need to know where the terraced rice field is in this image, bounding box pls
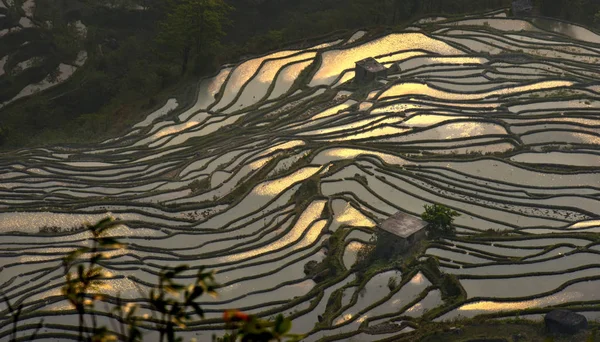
[2,9,600,341]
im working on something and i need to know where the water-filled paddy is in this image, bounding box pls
[2,10,600,340]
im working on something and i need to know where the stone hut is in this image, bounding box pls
[512,0,533,16]
[377,212,429,255]
[355,57,387,85]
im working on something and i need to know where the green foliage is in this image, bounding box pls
[189,178,210,194]
[48,21,85,63]
[538,0,600,27]
[587,327,598,342]
[0,124,7,146]
[421,203,460,238]
[245,30,285,52]
[62,217,123,341]
[292,176,320,208]
[355,233,377,268]
[387,276,398,291]
[1,294,44,342]
[157,0,234,74]
[440,274,463,300]
[220,312,303,342]
[149,265,218,342]
[304,228,346,283]
[112,296,143,342]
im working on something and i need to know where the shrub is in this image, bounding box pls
[440,274,463,300]
[189,177,210,193]
[3,218,302,342]
[387,276,398,291]
[421,203,460,238]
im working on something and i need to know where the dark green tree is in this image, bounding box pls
[157,0,234,75]
[421,203,460,238]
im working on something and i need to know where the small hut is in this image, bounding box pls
[376,212,429,255]
[355,57,387,85]
[512,0,533,17]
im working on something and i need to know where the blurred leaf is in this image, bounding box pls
[275,315,291,335]
[173,265,189,274]
[190,302,204,318]
[77,264,85,280]
[90,254,103,265]
[65,248,88,264]
[98,237,123,248]
[2,294,13,312]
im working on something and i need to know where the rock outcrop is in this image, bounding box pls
[544,309,588,334]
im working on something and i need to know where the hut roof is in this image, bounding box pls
[356,57,386,73]
[379,211,428,239]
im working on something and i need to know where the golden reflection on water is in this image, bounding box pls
[310,33,463,86]
[356,315,368,323]
[410,272,425,285]
[367,90,379,100]
[228,50,298,90]
[347,241,366,252]
[336,203,376,228]
[255,52,316,84]
[223,201,327,262]
[380,83,452,100]
[312,101,356,120]
[154,121,201,139]
[253,166,321,196]
[207,68,232,97]
[270,60,314,99]
[573,132,600,145]
[280,61,312,82]
[249,156,273,170]
[403,115,468,127]
[380,81,574,101]
[295,220,328,249]
[335,313,354,325]
[215,50,299,109]
[359,102,373,111]
[569,220,600,229]
[262,140,306,155]
[319,147,409,166]
[329,126,409,142]
[406,302,422,313]
[428,56,487,65]
[458,291,583,312]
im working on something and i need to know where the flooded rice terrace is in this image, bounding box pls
[2,9,600,341]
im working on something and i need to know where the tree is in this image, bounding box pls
[421,203,460,238]
[0,124,7,146]
[157,0,233,75]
